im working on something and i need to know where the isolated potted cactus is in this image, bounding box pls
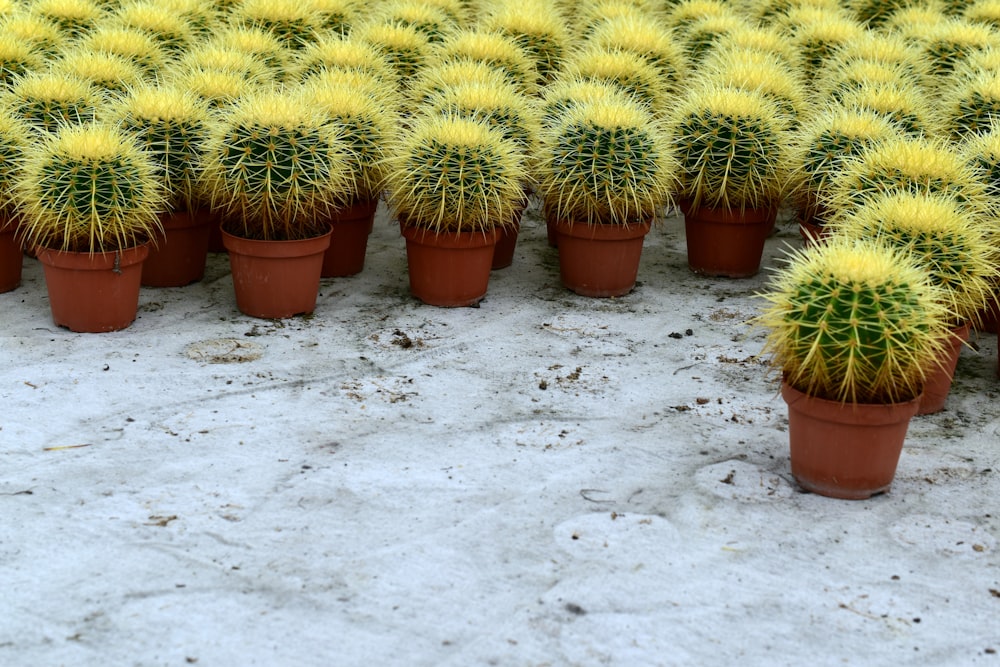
[384,113,527,307]
[14,122,164,332]
[756,237,952,498]
[200,87,353,318]
[536,95,676,297]
[113,83,215,287]
[669,82,791,277]
[300,74,399,277]
[0,109,28,293]
[827,191,999,413]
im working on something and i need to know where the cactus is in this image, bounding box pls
[560,46,668,111]
[421,77,541,158]
[113,1,196,55]
[30,0,105,40]
[962,119,1000,199]
[52,48,145,96]
[300,77,398,202]
[480,0,568,85]
[175,43,275,82]
[682,13,748,64]
[778,6,864,80]
[308,0,360,35]
[756,237,951,404]
[384,113,527,233]
[210,26,290,76]
[432,29,539,96]
[827,30,931,88]
[965,0,1000,28]
[788,106,903,220]
[746,0,842,26]
[76,25,168,78]
[371,0,460,43]
[586,14,687,96]
[305,66,401,115]
[828,190,999,324]
[826,135,995,219]
[0,33,44,88]
[574,0,647,38]
[0,11,64,56]
[910,17,1000,78]
[850,0,924,27]
[408,59,513,108]
[0,108,29,214]
[836,80,941,136]
[714,24,803,72]
[540,76,630,122]
[943,68,1000,139]
[537,95,676,225]
[200,87,353,241]
[173,66,264,110]
[816,57,927,106]
[7,71,101,132]
[228,0,323,51]
[354,20,434,83]
[112,83,213,212]
[15,121,164,253]
[669,82,790,211]
[293,34,398,88]
[155,0,220,36]
[698,47,810,125]
[663,0,735,33]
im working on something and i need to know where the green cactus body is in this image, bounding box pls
[480,3,568,85]
[305,67,401,117]
[77,25,167,78]
[962,121,1000,198]
[561,46,668,112]
[757,238,950,404]
[817,57,926,106]
[294,35,399,88]
[966,0,1000,28]
[782,8,865,80]
[433,29,539,96]
[31,0,105,40]
[0,34,43,88]
[301,80,397,202]
[919,18,1000,78]
[945,69,1000,139]
[699,47,809,125]
[422,78,541,156]
[715,24,803,73]
[664,0,735,33]
[375,1,459,43]
[8,71,100,132]
[309,0,360,35]
[355,21,433,83]
[201,88,352,241]
[0,12,64,56]
[408,59,513,108]
[157,0,220,36]
[385,113,527,233]
[540,76,630,123]
[789,107,903,218]
[176,45,275,82]
[114,1,195,54]
[0,108,28,213]
[15,121,164,253]
[837,81,940,137]
[850,0,918,27]
[575,0,646,39]
[829,191,999,323]
[588,14,687,96]
[682,13,747,65]
[53,49,145,96]
[114,84,212,211]
[230,0,323,51]
[671,83,789,210]
[828,31,931,89]
[537,96,676,225]
[826,135,994,219]
[175,67,256,110]
[211,26,290,75]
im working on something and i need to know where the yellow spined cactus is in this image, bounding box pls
[431,29,539,96]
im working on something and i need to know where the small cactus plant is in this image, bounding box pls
[757,237,951,404]
[52,48,146,96]
[293,34,398,88]
[0,108,29,214]
[6,70,101,132]
[0,11,65,56]
[536,95,676,225]
[0,33,44,88]
[698,47,810,125]
[942,68,1000,139]
[200,87,353,241]
[669,82,790,211]
[371,0,459,43]
[586,13,687,96]
[112,83,213,213]
[384,113,528,233]
[431,29,539,96]
[780,6,865,80]
[354,19,434,84]
[15,121,164,253]
[539,76,630,122]
[309,0,361,35]
[836,80,941,136]
[76,24,168,78]
[828,190,1000,325]
[559,45,669,111]
[113,0,196,55]
[480,0,568,85]
[228,0,323,51]
[30,0,105,40]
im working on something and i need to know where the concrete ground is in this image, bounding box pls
[1,202,998,666]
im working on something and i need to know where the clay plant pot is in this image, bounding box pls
[545,212,558,248]
[974,288,999,334]
[798,214,830,248]
[917,322,971,415]
[322,198,378,278]
[681,201,776,278]
[205,209,226,253]
[782,381,921,500]
[0,218,22,293]
[401,224,498,307]
[493,204,527,270]
[36,244,150,333]
[222,229,331,319]
[555,219,651,297]
[141,210,211,287]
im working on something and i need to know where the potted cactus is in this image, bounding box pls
[669,82,791,277]
[14,122,164,332]
[384,113,527,307]
[536,95,676,297]
[113,83,215,287]
[962,124,1000,335]
[756,238,952,498]
[827,191,999,413]
[0,109,27,293]
[200,87,353,318]
[300,73,399,277]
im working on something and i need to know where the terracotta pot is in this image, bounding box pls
[782,381,920,499]
[681,201,776,278]
[493,203,527,270]
[917,322,970,415]
[205,209,226,253]
[545,212,558,248]
[0,218,22,293]
[36,244,150,333]
[974,288,999,334]
[555,219,651,297]
[401,224,498,307]
[322,198,377,278]
[222,229,331,319]
[141,210,211,287]
[798,214,830,248]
